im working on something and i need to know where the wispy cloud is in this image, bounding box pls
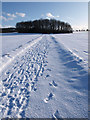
[16,12,26,17]
[0,12,16,21]
[0,15,8,21]
[0,15,14,21]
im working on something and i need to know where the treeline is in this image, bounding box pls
[16,19,73,34]
[0,28,16,33]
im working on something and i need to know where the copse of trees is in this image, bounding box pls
[0,28,16,33]
[16,19,73,34]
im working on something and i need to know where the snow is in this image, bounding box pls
[0,32,88,118]
[1,33,41,56]
[54,32,88,69]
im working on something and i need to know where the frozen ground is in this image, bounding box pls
[0,32,88,118]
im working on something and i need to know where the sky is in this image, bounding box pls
[0,2,88,30]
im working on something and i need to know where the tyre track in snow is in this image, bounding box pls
[0,35,50,118]
[49,35,88,118]
[50,35,88,85]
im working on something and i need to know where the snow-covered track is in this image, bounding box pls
[0,35,43,73]
[50,35,88,89]
[0,35,50,118]
[0,33,88,118]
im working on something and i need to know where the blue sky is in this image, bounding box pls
[1,2,88,30]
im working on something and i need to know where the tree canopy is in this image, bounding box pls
[16,19,73,34]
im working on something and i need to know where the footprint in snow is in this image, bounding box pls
[46,68,51,71]
[83,51,88,54]
[44,93,54,103]
[49,80,58,87]
[46,74,50,78]
[52,110,62,119]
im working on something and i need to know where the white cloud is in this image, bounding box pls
[0,12,26,22]
[0,12,16,21]
[7,13,16,18]
[46,13,54,19]
[16,12,26,17]
[46,13,60,19]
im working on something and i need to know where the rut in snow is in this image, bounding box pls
[51,36,88,90]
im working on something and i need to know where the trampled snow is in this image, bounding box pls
[0,32,88,118]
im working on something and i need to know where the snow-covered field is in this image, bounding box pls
[0,32,88,118]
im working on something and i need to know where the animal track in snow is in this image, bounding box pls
[44,93,54,103]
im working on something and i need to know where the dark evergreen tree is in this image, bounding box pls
[16,19,73,33]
